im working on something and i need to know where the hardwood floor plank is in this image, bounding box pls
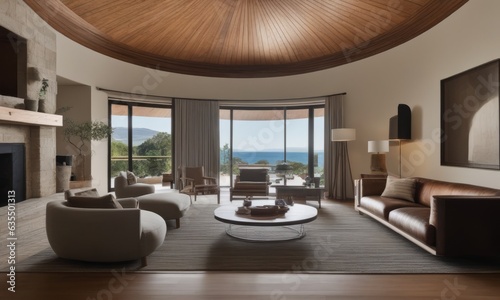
[4,273,500,299]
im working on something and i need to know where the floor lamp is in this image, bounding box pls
[331,128,356,200]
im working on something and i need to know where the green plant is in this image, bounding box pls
[63,120,113,180]
[39,78,48,100]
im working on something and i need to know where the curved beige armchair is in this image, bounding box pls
[46,200,166,264]
[114,171,155,198]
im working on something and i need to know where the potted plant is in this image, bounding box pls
[38,78,49,112]
[24,78,48,112]
[63,119,113,181]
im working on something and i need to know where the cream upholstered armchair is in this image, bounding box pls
[114,171,155,198]
[230,167,270,201]
[46,189,166,265]
[179,166,220,204]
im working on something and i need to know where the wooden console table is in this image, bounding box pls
[272,185,324,208]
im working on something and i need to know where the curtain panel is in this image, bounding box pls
[324,94,354,200]
[174,99,220,186]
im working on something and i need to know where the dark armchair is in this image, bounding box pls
[179,166,220,204]
[230,167,270,201]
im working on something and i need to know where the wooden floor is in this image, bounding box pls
[2,188,500,299]
[7,272,500,299]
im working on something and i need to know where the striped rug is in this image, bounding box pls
[13,200,500,273]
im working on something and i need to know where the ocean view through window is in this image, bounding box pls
[220,105,325,190]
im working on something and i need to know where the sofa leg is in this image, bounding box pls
[141,256,148,267]
[176,218,180,229]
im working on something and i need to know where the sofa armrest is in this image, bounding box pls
[117,197,139,208]
[431,196,500,257]
[46,201,142,262]
[359,178,387,197]
[116,183,155,199]
[202,176,217,183]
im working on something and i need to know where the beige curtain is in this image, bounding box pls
[324,94,354,200]
[174,99,220,186]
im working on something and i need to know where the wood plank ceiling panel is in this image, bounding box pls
[23,0,468,77]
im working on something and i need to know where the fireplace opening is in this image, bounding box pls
[0,143,25,206]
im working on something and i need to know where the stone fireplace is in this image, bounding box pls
[0,123,58,200]
[0,0,58,200]
[0,143,25,206]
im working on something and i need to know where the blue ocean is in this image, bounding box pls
[232,151,324,166]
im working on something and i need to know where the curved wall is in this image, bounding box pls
[56,0,500,189]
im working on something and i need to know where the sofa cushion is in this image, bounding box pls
[360,196,421,220]
[239,168,268,182]
[126,171,137,185]
[388,207,436,246]
[74,188,100,197]
[381,176,417,202]
[234,182,268,190]
[415,177,500,207]
[67,194,123,209]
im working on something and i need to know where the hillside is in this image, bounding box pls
[112,127,160,146]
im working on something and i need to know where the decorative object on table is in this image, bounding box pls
[284,197,294,206]
[389,104,411,177]
[236,206,251,215]
[243,198,252,207]
[441,59,500,170]
[38,78,49,112]
[236,205,289,216]
[368,140,389,174]
[331,128,356,200]
[250,205,288,216]
[275,199,287,207]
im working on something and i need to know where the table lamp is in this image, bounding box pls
[368,140,389,173]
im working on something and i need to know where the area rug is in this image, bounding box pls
[15,201,500,273]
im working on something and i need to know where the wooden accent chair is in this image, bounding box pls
[179,166,220,204]
[230,167,270,201]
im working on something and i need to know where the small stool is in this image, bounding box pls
[137,191,191,228]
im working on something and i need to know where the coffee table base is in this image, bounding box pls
[225,224,306,242]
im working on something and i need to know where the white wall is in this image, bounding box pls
[56,0,500,190]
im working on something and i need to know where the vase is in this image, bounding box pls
[24,99,38,111]
[38,99,46,113]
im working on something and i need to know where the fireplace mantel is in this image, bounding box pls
[0,106,62,127]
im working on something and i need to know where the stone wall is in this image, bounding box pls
[0,0,57,198]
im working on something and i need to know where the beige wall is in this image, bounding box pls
[56,85,109,195]
[56,85,91,179]
[56,0,500,190]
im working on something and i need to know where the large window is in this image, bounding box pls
[219,105,325,190]
[109,101,172,190]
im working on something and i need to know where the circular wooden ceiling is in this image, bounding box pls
[25,0,467,78]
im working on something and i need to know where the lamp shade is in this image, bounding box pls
[368,140,389,153]
[331,128,356,141]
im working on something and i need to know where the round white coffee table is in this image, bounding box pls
[213,203,318,241]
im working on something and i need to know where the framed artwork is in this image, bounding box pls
[441,59,500,170]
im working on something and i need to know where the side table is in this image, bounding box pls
[272,185,323,208]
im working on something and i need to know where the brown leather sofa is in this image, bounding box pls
[356,177,500,257]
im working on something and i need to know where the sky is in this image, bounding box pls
[112,115,324,152]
